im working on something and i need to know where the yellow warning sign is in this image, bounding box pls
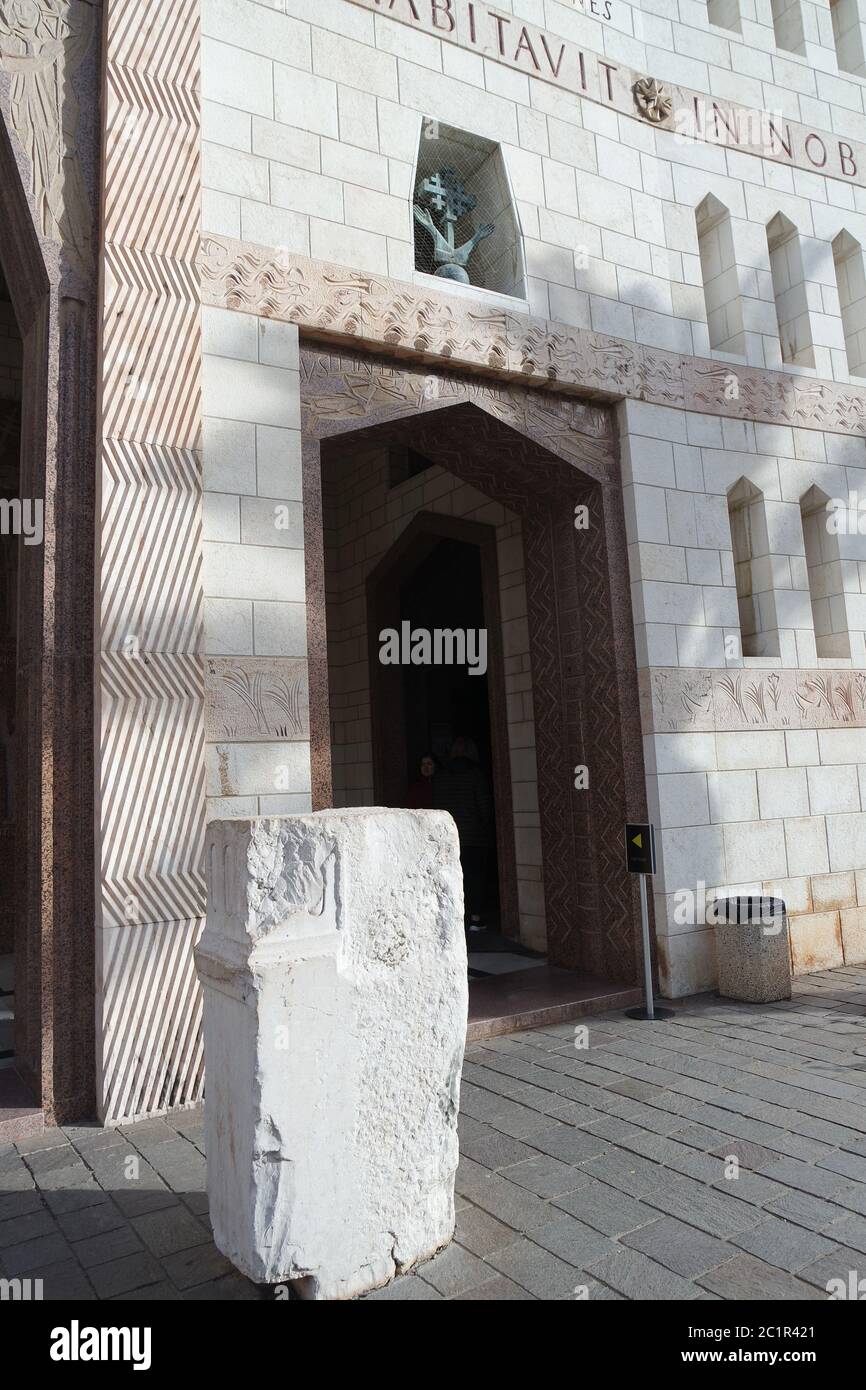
[625,823,655,874]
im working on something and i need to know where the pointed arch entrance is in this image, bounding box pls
[367,510,520,944]
[0,101,97,1132]
[302,347,650,990]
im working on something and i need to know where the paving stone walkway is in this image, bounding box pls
[2,966,866,1301]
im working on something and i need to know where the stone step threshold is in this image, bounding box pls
[467,965,642,1041]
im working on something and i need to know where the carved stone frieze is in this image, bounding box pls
[205,658,309,743]
[641,665,866,733]
[200,235,866,438]
[0,0,96,265]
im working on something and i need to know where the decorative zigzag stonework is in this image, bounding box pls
[99,916,204,1123]
[96,0,204,1123]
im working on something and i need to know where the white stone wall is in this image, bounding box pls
[199,0,866,993]
[201,307,312,820]
[623,396,866,991]
[324,449,547,951]
[201,0,866,386]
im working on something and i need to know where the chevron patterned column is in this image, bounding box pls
[95,0,206,1122]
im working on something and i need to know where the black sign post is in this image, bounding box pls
[624,823,674,1022]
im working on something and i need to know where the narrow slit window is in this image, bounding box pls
[766,213,815,369]
[833,230,866,378]
[728,479,779,659]
[707,0,742,32]
[696,195,745,356]
[801,485,851,659]
[831,0,866,75]
[770,0,805,53]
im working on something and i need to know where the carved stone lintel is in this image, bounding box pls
[199,234,866,440]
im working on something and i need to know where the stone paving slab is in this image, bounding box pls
[0,965,864,1300]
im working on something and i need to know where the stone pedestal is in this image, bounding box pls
[713,896,792,1003]
[196,808,467,1300]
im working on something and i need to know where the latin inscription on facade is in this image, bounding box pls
[349,0,864,186]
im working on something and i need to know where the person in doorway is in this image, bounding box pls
[434,736,493,933]
[407,752,437,808]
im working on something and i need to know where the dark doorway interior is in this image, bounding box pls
[0,264,21,1073]
[366,511,523,952]
[400,537,501,929]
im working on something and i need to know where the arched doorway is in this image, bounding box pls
[304,347,651,1025]
[0,105,97,1132]
[366,512,522,954]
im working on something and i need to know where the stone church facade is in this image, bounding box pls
[4,0,866,1127]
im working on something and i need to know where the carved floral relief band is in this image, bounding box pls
[199,234,866,438]
[345,0,864,187]
[639,666,866,734]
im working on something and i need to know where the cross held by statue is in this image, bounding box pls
[420,167,477,225]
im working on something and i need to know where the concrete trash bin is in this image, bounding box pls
[712,895,791,1003]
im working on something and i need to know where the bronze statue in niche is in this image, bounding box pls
[413,166,494,285]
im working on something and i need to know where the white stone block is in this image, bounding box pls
[322,139,389,192]
[204,597,253,657]
[274,65,339,138]
[784,816,830,876]
[256,426,303,501]
[784,730,820,767]
[203,307,258,362]
[826,812,866,872]
[204,142,269,201]
[716,731,788,769]
[202,38,274,119]
[252,119,320,172]
[197,810,467,1298]
[204,0,311,68]
[708,769,759,823]
[658,823,726,895]
[657,772,711,827]
[724,819,788,882]
[241,203,310,257]
[253,600,308,657]
[807,764,860,814]
[203,541,306,602]
[203,417,257,495]
[757,766,809,819]
[258,320,300,372]
[203,189,241,238]
[271,166,343,222]
[202,358,301,429]
[313,28,397,99]
[653,731,718,774]
[203,492,240,544]
[241,497,303,549]
[344,185,409,240]
[309,218,388,273]
[203,100,252,153]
